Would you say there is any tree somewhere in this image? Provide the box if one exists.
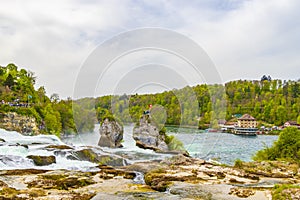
[253,127,300,162]
[43,104,62,137]
[4,74,14,88]
[50,93,60,103]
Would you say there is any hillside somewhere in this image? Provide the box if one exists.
[94,77,300,129]
[0,63,94,136]
[0,63,299,136]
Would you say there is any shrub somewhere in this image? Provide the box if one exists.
[253,127,300,163]
[234,159,244,168]
[165,134,185,151]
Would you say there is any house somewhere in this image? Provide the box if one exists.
[284,121,300,129]
[218,119,227,127]
[233,114,258,136]
[237,114,257,128]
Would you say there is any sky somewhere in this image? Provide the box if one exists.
[0,0,299,99]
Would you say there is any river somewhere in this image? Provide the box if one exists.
[0,124,278,171]
[64,124,278,165]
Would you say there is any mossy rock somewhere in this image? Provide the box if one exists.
[27,155,56,166]
[97,168,136,180]
[0,169,49,176]
[235,161,298,178]
[144,168,178,192]
[0,180,8,187]
[28,171,95,190]
[70,148,127,166]
[0,187,20,199]
[45,145,74,150]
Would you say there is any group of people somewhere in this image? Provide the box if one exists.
[1,99,30,107]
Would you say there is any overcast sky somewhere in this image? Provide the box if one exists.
[0,0,299,98]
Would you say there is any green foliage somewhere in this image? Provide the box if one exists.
[53,100,76,135]
[253,127,300,163]
[234,159,244,168]
[4,74,14,88]
[0,63,298,139]
[72,100,96,133]
[165,134,185,151]
[272,184,300,200]
[93,79,299,129]
[43,104,62,137]
[0,64,96,136]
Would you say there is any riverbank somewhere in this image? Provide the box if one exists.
[0,154,299,199]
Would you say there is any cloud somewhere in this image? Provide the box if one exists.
[0,0,299,98]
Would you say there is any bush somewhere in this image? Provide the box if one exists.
[253,127,300,163]
[165,134,185,151]
[272,184,300,200]
[234,159,244,168]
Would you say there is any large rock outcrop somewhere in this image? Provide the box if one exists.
[67,148,128,167]
[0,112,39,135]
[133,115,168,152]
[27,155,56,166]
[98,118,123,148]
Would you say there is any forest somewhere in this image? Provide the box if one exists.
[0,63,299,137]
[94,77,300,129]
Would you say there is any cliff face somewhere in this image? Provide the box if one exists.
[0,112,40,135]
[133,114,169,152]
[98,118,124,148]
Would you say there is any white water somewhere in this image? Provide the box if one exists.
[0,129,97,171]
[0,124,278,171]
[63,124,173,164]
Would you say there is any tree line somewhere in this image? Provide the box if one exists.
[95,77,299,129]
[0,63,299,137]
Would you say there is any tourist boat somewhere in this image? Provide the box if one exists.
[233,127,258,136]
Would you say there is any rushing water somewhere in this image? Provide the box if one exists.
[64,124,278,165]
[0,129,98,171]
[0,124,278,171]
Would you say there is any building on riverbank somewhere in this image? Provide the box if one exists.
[284,121,300,129]
[233,114,258,136]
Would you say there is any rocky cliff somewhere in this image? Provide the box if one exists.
[98,118,123,148]
[0,112,40,135]
[133,114,169,152]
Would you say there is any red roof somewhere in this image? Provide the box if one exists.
[285,121,299,126]
[238,114,255,120]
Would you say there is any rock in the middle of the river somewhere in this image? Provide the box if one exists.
[98,118,123,148]
[133,114,169,152]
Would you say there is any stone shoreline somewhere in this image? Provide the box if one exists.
[0,154,299,199]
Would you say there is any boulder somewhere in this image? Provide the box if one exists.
[98,118,123,148]
[27,155,56,166]
[67,148,127,167]
[133,114,168,152]
[45,145,74,150]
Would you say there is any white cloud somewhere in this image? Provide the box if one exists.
[0,0,299,98]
